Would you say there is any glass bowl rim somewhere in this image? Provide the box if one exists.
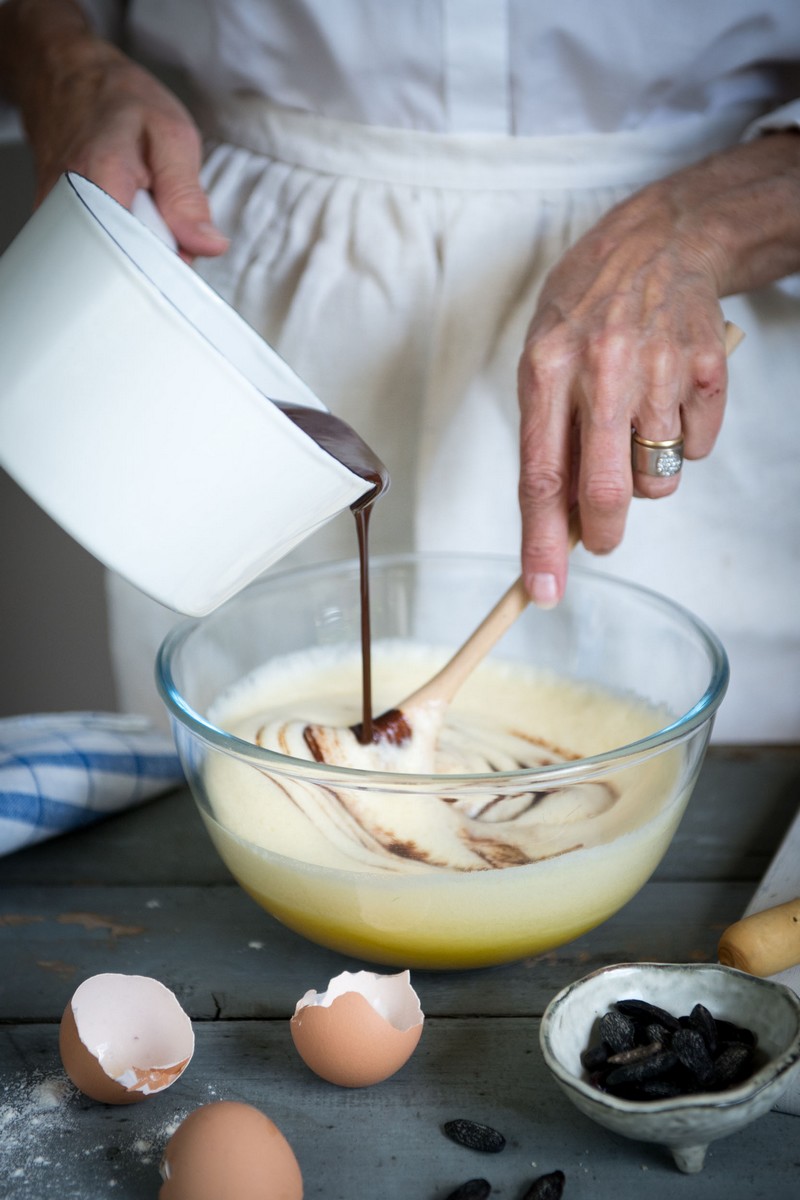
[155,553,729,791]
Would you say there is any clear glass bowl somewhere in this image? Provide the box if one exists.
[156,554,728,970]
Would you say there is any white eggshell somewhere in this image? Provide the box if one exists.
[290,969,424,1087]
[159,1101,303,1200]
[59,973,194,1104]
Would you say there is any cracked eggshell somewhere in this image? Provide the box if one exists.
[59,973,194,1104]
[290,969,424,1087]
[159,1101,303,1200]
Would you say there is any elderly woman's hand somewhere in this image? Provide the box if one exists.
[517,130,800,607]
[0,0,228,261]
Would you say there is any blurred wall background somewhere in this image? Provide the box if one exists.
[0,139,117,716]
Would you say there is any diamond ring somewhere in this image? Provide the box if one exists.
[631,432,684,478]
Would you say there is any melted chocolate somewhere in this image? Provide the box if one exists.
[352,706,412,747]
[275,402,389,744]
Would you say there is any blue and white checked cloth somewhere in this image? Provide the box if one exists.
[0,713,184,857]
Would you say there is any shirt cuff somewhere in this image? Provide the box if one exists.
[742,99,800,141]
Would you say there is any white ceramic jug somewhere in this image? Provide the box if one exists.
[0,174,373,615]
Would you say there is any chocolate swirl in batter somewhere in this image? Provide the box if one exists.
[255,714,618,872]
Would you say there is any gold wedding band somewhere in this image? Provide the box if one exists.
[631,431,685,478]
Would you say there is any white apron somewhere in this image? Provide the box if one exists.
[107,98,800,742]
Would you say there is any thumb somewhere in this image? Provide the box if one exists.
[147,131,229,259]
[152,178,229,260]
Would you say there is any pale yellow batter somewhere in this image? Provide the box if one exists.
[200,643,692,967]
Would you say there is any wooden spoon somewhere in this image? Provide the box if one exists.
[354,508,583,750]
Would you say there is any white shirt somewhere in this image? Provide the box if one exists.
[118,0,800,135]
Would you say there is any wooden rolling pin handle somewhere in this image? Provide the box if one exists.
[718,897,800,977]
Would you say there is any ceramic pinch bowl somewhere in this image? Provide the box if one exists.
[539,961,800,1174]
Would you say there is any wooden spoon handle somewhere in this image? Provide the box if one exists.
[724,319,745,355]
[404,510,582,712]
[403,579,529,713]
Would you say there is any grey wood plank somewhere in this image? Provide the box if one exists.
[2,746,798,888]
[0,789,230,887]
[0,881,753,1022]
[654,745,800,883]
[1,1019,797,1200]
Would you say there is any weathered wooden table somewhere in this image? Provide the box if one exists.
[1,746,798,1199]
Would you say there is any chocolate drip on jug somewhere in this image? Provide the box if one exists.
[275,402,390,745]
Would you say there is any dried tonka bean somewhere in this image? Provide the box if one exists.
[635,1078,685,1099]
[443,1119,506,1154]
[688,1003,718,1054]
[599,1009,636,1053]
[606,1041,664,1067]
[583,997,758,1101]
[580,1043,609,1071]
[715,1019,757,1048]
[605,1049,678,1088]
[614,998,681,1031]
[672,1027,715,1085]
[713,1042,754,1088]
[521,1169,566,1200]
[444,1179,492,1200]
[644,1022,670,1045]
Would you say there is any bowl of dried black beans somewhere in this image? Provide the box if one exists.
[539,961,800,1173]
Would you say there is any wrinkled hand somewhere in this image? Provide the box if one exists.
[517,189,728,606]
[517,132,800,607]
[12,20,227,261]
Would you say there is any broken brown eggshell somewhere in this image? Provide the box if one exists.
[290,968,424,1087]
[59,972,194,1104]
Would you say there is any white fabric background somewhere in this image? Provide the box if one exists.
[53,0,795,741]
